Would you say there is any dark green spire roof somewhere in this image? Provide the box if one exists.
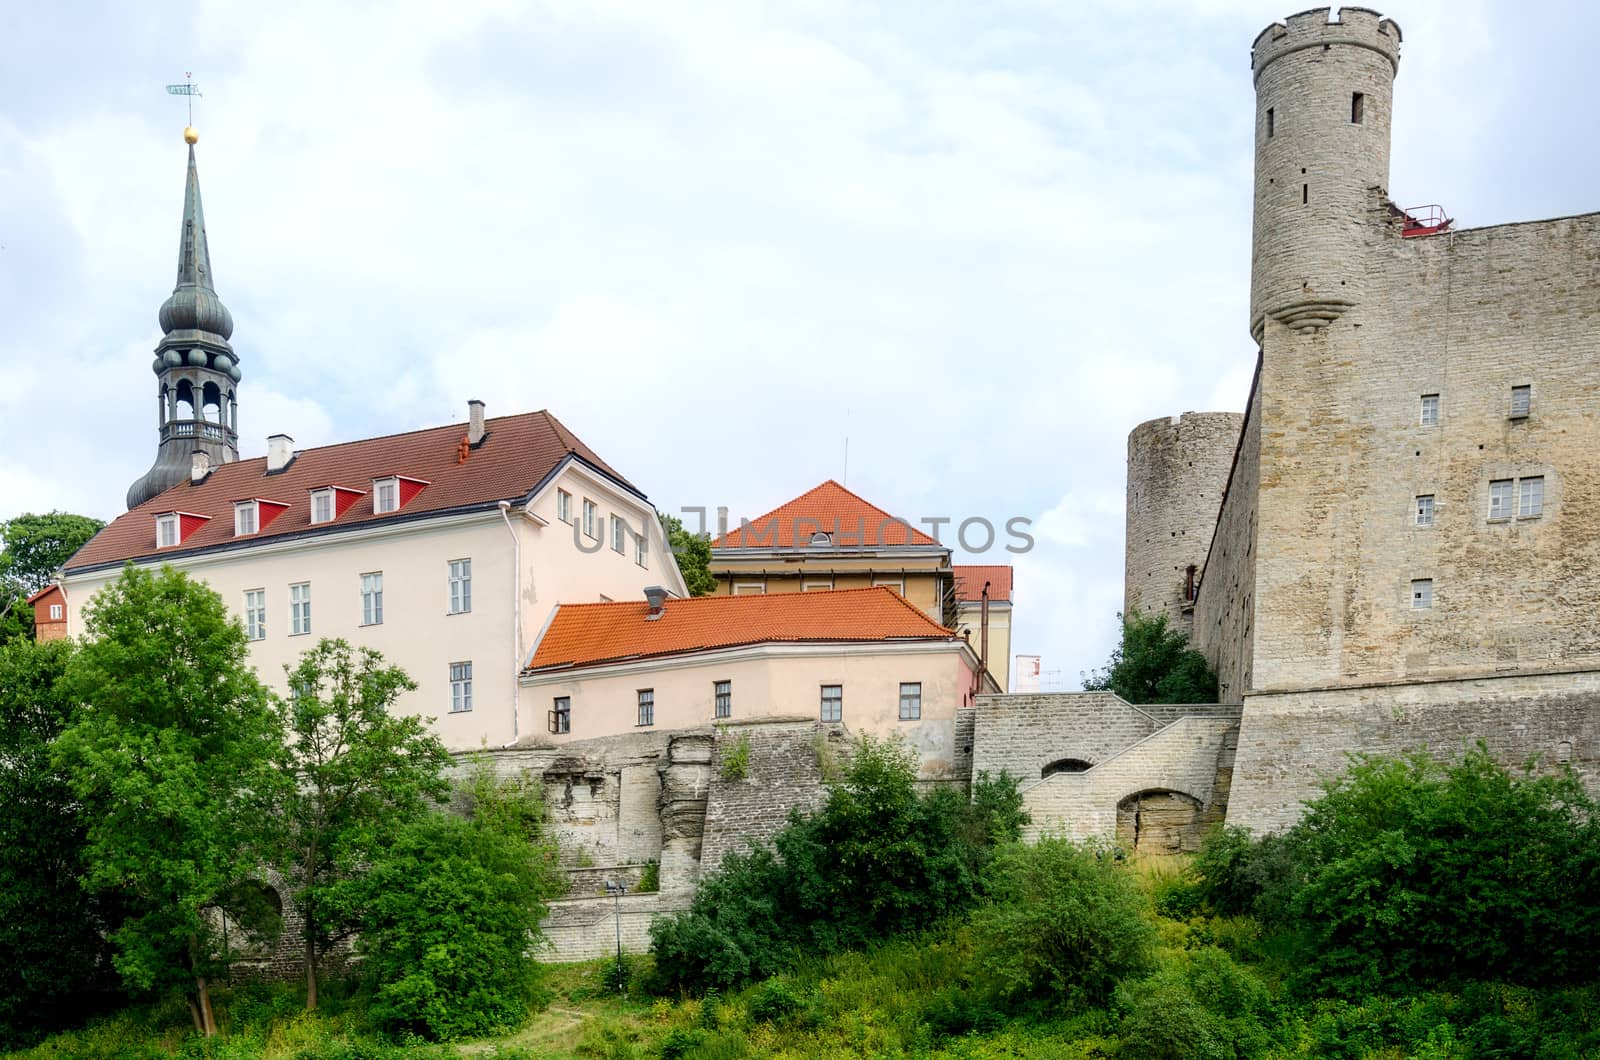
[157,144,234,341]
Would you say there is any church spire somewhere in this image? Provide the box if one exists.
[127,128,242,510]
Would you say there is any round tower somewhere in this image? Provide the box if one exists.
[127,129,242,510]
[1249,8,1401,342]
[1124,412,1244,637]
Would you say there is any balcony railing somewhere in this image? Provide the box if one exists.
[161,419,233,443]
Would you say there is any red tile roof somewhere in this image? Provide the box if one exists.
[68,410,636,572]
[953,565,1012,603]
[527,585,956,672]
[712,480,940,549]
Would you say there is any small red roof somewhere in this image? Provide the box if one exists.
[713,480,939,549]
[527,585,956,672]
[953,565,1012,604]
[25,584,63,606]
[69,410,635,572]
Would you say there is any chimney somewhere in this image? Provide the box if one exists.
[468,400,486,446]
[190,450,211,483]
[266,434,295,473]
[644,585,669,620]
[716,506,729,540]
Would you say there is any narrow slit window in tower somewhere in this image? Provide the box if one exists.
[1352,92,1365,124]
[1266,107,1274,137]
[1302,183,1309,205]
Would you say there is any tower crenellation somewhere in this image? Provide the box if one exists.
[1248,7,1401,342]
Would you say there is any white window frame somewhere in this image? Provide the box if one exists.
[448,558,472,614]
[373,477,400,515]
[1411,579,1433,610]
[49,603,63,621]
[557,489,573,524]
[802,579,834,592]
[290,582,312,636]
[820,684,843,723]
[636,530,648,568]
[1488,479,1514,522]
[582,499,598,539]
[234,500,259,537]
[733,583,765,596]
[360,572,384,626]
[449,661,473,713]
[156,513,180,548]
[244,589,266,641]
[1414,495,1435,528]
[1420,393,1440,427]
[899,682,922,721]
[873,578,905,595]
[611,515,625,553]
[310,488,334,525]
[714,680,731,719]
[1519,476,1544,518]
[1510,385,1531,419]
[637,688,655,727]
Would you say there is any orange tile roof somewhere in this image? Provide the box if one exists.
[953,565,1012,603]
[712,480,940,549]
[68,410,636,572]
[527,585,956,672]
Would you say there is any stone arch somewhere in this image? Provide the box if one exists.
[1041,757,1093,778]
[201,380,223,422]
[1115,788,1205,855]
[175,378,197,420]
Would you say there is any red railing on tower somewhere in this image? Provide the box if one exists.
[1400,204,1452,237]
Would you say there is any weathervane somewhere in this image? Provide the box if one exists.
[165,71,202,143]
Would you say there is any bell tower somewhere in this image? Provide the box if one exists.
[126,125,241,510]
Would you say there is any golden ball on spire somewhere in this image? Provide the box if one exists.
[184,125,199,145]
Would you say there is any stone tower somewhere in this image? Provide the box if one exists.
[1124,412,1243,637]
[126,130,241,510]
[1248,8,1400,343]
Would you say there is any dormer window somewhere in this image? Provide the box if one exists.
[157,513,180,548]
[374,478,399,514]
[311,489,334,525]
[810,531,833,546]
[235,501,259,536]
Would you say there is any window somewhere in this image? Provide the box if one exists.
[1519,476,1544,518]
[1411,579,1433,610]
[873,578,905,595]
[899,682,922,721]
[1420,394,1440,426]
[636,530,648,568]
[611,515,625,553]
[1351,92,1365,124]
[820,684,843,723]
[550,696,571,734]
[802,580,833,592]
[733,583,765,596]
[449,662,473,713]
[557,489,572,523]
[637,688,655,727]
[373,478,399,514]
[234,501,258,536]
[582,499,598,538]
[311,489,334,525]
[1266,106,1274,138]
[1415,495,1435,527]
[360,572,383,626]
[290,582,312,635]
[448,559,472,614]
[49,603,63,621]
[714,680,731,719]
[156,514,179,548]
[244,589,266,641]
[1489,479,1514,521]
[1510,385,1531,418]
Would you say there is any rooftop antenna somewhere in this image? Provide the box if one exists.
[166,72,202,141]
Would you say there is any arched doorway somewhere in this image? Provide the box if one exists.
[1115,789,1205,855]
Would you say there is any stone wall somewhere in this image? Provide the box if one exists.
[699,719,847,876]
[1124,412,1243,638]
[1194,365,1261,703]
[541,892,681,961]
[1228,669,1600,833]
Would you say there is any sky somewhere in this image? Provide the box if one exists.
[2,0,1596,688]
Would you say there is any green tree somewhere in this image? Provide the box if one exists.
[661,512,717,596]
[279,639,453,1011]
[0,639,119,1048]
[0,511,104,643]
[970,838,1154,1010]
[52,565,288,1036]
[353,765,561,1041]
[1082,611,1218,704]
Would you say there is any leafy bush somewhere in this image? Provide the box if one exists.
[1118,947,1282,1060]
[352,770,560,1040]
[746,978,804,1023]
[1281,748,1600,997]
[650,737,1017,993]
[1190,825,1302,923]
[1082,610,1217,704]
[636,859,660,894]
[718,734,751,781]
[969,839,1154,1009]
